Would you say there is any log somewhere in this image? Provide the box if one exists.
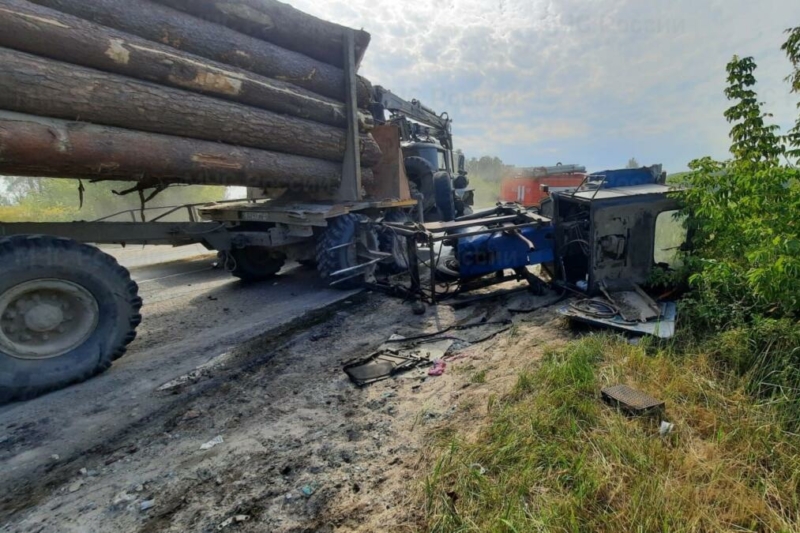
[153,0,370,68]
[26,0,373,105]
[0,0,358,129]
[0,48,383,166]
[0,111,365,190]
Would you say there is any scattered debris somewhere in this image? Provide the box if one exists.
[217,514,249,529]
[139,500,155,512]
[181,410,202,422]
[200,435,224,450]
[50,454,60,461]
[344,350,427,386]
[428,359,446,376]
[112,491,136,506]
[470,463,486,475]
[79,468,88,476]
[559,301,677,339]
[659,421,675,436]
[601,384,665,415]
[68,480,83,493]
[300,485,315,497]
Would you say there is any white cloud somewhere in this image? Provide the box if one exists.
[295,0,800,171]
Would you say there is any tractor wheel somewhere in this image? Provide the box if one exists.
[316,214,380,290]
[433,171,456,222]
[379,209,413,274]
[0,236,142,402]
[228,246,285,281]
[403,156,436,213]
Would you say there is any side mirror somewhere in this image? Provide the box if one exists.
[457,153,466,173]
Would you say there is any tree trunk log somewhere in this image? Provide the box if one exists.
[26,0,373,105]
[0,0,362,130]
[0,111,367,189]
[0,48,382,166]
[153,0,371,68]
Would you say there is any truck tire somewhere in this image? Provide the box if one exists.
[316,214,379,290]
[228,246,285,281]
[379,209,412,273]
[403,156,436,213]
[0,236,142,402]
[433,171,456,222]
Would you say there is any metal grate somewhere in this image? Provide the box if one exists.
[601,384,664,414]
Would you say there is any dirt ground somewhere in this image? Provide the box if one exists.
[0,287,571,533]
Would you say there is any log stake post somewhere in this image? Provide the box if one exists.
[337,30,362,202]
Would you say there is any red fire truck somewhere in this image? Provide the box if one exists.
[500,163,586,207]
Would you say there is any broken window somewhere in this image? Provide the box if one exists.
[653,209,687,268]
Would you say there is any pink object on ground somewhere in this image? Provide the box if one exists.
[428,359,446,376]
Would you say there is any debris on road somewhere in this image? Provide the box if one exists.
[218,515,250,529]
[139,500,155,512]
[200,435,224,450]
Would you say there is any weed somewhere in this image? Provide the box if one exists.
[423,335,800,532]
[470,370,487,384]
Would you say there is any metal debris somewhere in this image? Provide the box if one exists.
[200,435,224,450]
[601,384,664,415]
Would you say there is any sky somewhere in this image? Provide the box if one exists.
[292,0,800,173]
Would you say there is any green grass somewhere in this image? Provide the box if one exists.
[423,335,800,533]
[470,370,488,384]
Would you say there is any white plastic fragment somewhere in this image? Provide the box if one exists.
[200,435,224,450]
[659,420,675,436]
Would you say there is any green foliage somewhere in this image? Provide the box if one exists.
[783,27,800,163]
[682,50,800,324]
[722,56,783,164]
[677,30,800,432]
[0,177,226,222]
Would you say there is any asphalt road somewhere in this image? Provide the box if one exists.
[0,246,358,488]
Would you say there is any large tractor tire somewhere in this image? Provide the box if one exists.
[403,156,436,213]
[433,171,456,222]
[0,236,142,402]
[316,214,380,290]
[379,209,413,274]
[227,246,285,281]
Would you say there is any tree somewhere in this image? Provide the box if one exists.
[626,158,640,169]
[0,176,226,222]
[683,48,800,322]
[782,27,800,163]
[723,56,784,165]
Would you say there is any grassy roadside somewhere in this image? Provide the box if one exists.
[422,334,800,532]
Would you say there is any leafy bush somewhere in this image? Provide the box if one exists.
[682,35,800,324]
[677,29,800,423]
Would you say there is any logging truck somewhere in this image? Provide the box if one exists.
[0,0,470,401]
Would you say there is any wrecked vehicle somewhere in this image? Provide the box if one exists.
[382,165,684,337]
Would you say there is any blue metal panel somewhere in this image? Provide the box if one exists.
[587,167,660,188]
[456,225,555,277]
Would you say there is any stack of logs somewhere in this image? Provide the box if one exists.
[0,0,381,191]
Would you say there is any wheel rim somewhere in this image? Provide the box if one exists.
[0,279,100,360]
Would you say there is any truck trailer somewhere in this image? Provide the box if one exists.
[0,0,470,401]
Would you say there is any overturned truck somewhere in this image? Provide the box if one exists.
[0,0,469,401]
